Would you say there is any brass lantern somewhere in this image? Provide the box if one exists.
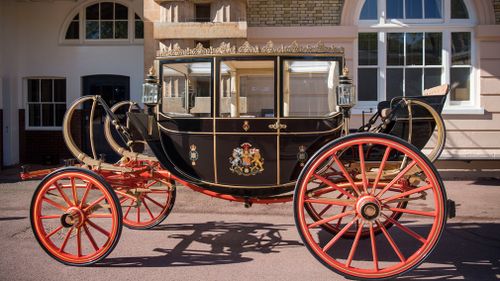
[142,66,160,106]
[336,66,357,109]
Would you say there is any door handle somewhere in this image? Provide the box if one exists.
[268,121,287,130]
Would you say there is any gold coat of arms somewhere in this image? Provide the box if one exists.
[229,142,264,176]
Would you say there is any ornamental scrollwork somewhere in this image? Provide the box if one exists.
[157,40,344,57]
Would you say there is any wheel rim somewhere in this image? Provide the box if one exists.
[32,171,120,264]
[118,179,174,228]
[295,135,446,279]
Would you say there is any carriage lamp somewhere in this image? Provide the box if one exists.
[337,66,356,135]
[142,66,160,136]
[336,66,357,109]
[142,66,160,107]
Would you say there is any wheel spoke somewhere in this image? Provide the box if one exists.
[42,197,67,212]
[369,222,379,271]
[142,199,155,220]
[358,144,369,194]
[387,207,436,217]
[382,184,432,203]
[79,182,92,208]
[40,215,61,220]
[137,203,141,223]
[144,195,166,209]
[83,224,99,251]
[376,160,417,198]
[124,204,133,219]
[332,154,361,196]
[372,147,391,195]
[318,204,333,217]
[336,206,348,227]
[346,221,365,267]
[382,214,426,244]
[87,219,110,237]
[143,180,159,189]
[87,213,113,219]
[83,195,106,212]
[377,220,406,262]
[313,174,356,199]
[323,219,357,252]
[305,198,354,207]
[54,182,73,207]
[76,227,82,257]
[46,225,63,239]
[71,177,78,206]
[59,227,73,253]
[308,210,355,229]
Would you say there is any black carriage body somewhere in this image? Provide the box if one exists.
[130,53,345,196]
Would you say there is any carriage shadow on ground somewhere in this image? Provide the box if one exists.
[98,221,500,280]
[98,221,303,268]
[316,221,500,280]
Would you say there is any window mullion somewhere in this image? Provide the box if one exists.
[443,31,451,106]
[379,0,386,23]
[379,32,386,101]
[422,32,425,93]
[403,32,406,96]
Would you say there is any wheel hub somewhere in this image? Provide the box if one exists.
[356,196,381,221]
[60,207,85,228]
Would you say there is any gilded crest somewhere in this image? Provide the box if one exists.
[189,144,199,166]
[297,145,308,167]
[229,143,264,176]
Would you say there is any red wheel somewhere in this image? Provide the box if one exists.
[116,178,176,230]
[30,168,122,266]
[294,133,447,279]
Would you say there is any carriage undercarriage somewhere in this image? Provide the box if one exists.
[23,43,454,280]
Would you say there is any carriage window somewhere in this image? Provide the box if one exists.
[219,60,275,117]
[161,62,212,117]
[283,60,339,117]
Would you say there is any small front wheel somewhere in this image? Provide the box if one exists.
[294,133,447,280]
[30,168,122,266]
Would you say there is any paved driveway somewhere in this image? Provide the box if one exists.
[1,171,499,280]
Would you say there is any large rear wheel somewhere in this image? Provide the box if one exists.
[294,133,447,280]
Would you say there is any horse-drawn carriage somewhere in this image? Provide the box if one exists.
[24,42,453,279]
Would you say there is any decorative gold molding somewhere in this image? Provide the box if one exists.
[157,41,344,58]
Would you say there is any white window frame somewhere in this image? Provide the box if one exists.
[25,77,67,131]
[59,0,144,45]
[355,0,482,114]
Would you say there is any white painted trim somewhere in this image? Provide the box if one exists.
[59,0,144,45]
[442,107,484,115]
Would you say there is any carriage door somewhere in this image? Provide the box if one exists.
[279,58,343,184]
[215,57,279,186]
[158,59,215,183]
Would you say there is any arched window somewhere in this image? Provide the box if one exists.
[357,0,477,112]
[62,1,144,43]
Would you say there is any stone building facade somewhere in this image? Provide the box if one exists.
[247,0,343,26]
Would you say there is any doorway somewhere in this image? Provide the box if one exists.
[81,75,130,163]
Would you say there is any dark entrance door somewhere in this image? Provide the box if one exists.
[82,75,130,163]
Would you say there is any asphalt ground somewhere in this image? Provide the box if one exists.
[0,169,499,281]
